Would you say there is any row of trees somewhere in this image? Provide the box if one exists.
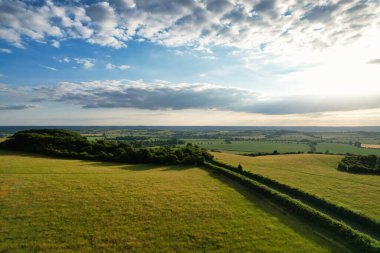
[337,154,380,174]
[0,129,212,165]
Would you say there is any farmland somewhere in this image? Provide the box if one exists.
[0,150,352,252]
[212,152,380,221]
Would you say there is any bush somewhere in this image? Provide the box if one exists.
[337,155,380,174]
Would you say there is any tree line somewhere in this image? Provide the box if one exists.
[0,129,212,165]
[338,155,380,174]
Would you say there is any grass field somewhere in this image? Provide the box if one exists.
[186,139,309,154]
[0,151,351,252]
[212,152,380,221]
[316,142,380,155]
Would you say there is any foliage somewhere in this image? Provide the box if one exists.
[0,129,212,166]
[338,155,380,174]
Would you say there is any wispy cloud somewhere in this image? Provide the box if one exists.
[73,58,95,70]
[0,48,11,53]
[367,59,380,65]
[39,65,57,71]
[0,104,36,110]
[106,63,130,70]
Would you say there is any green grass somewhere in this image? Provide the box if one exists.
[0,151,351,252]
[186,139,309,154]
[212,152,380,222]
[316,142,380,155]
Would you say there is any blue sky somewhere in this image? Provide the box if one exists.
[0,0,379,125]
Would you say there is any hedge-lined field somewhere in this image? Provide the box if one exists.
[212,152,380,221]
[204,162,380,252]
[0,151,350,252]
[316,143,380,155]
[185,139,309,154]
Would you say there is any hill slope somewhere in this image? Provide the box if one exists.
[0,151,349,252]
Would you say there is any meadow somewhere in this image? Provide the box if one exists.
[316,142,380,155]
[212,152,380,221]
[0,150,351,252]
[186,139,309,154]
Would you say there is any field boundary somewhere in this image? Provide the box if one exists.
[203,162,380,253]
[207,159,380,239]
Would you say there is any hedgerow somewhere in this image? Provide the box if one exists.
[208,159,380,235]
[203,162,380,253]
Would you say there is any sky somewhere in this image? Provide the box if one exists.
[0,0,379,126]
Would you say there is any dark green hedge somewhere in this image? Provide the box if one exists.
[0,129,212,166]
[209,159,380,235]
[204,162,380,253]
[338,155,380,174]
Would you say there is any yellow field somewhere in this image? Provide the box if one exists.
[361,144,380,149]
[212,152,380,221]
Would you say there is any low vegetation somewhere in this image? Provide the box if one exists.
[0,151,351,252]
[0,129,211,165]
[338,155,380,174]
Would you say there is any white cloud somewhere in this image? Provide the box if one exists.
[0,0,378,55]
[73,58,95,69]
[51,40,60,48]
[0,48,11,53]
[106,63,130,70]
[39,64,57,71]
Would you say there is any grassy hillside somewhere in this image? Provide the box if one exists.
[0,151,350,252]
[212,153,380,221]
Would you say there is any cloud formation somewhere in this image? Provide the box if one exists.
[368,59,380,65]
[10,79,379,115]
[0,48,11,53]
[0,0,378,53]
[0,104,36,110]
[106,63,130,70]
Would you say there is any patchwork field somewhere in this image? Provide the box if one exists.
[361,144,380,149]
[316,143,380,155]
[212,152,380,221]
[186,139,309,154]
[0,151,351,252]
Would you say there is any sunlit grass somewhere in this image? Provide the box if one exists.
[212,152,380,221]
[187,139,309,154]
[0,151,349,252]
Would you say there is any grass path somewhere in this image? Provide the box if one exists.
[0,150,350,252]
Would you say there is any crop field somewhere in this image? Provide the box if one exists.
[0,150,351,253]
[186,139,309,154]
[212,152,380,221]
[362,144,380,149]
[316,142,380,155]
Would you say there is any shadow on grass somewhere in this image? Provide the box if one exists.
[0,149,196,172]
